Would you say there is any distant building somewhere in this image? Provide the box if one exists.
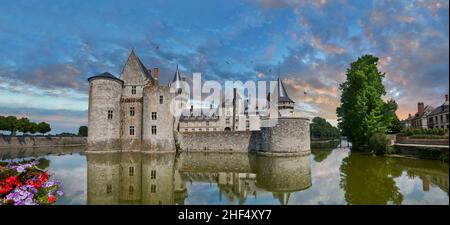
[410,102,434,129]
[178,78,295,133]
[401,114,414,128]
[427,95,449,129]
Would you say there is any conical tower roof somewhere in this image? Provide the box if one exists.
[277,78,294,103]
[120,48,153,83]
[169,64,182,86]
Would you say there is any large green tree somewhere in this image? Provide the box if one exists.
[336,55,396,149]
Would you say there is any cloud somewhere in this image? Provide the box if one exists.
[0,0,448,128]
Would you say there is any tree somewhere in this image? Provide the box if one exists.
[78,126,88,137]
[29,122,37,134]
[0,116,6,132]
[388,115,403,134]
[15,117,31,134]
[310,117,340,140]
[336,55,390,150]
[36,122,51,134]
[3,116,18,135]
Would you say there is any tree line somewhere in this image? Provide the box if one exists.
[0,116,51,135]
[310,117,340,140]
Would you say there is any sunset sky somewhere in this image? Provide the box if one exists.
[0,0,449,133]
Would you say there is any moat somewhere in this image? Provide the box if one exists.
[1,141,448,205]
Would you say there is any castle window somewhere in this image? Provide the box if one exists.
[151,170,156,179]
[107,110,113,120]
[159,95,164,104]
[440,115,443,123]
[129,185,134,195]
[246,120,250,130]
[131,86,136,95]
[152,112,157,120]
[206,121,209,126]
[225,118,230,124]
[129,166,135,176]
[151,126,157,135]
[151,184,156,193]
[129,126,135,136]
[106,184,112,194]
[130,107,135,117]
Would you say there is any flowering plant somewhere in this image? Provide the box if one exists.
[0,159,63,205]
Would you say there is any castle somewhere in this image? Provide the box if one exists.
[87,49,310,155]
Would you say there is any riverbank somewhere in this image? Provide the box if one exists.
[0,136,87,148]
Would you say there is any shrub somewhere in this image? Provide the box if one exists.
[417,148,449,162]
[386,145,397,154]
[369,133,388,155]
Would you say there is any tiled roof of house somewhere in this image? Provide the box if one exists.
[428,103,449,116]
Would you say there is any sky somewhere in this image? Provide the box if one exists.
[0,0,449,133]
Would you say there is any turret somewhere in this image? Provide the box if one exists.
[87,72,123,149]
[274,78,295,117]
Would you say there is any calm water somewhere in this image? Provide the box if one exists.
[1,142,448,205]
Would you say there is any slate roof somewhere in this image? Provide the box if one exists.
[87,72,123,84]
[428,102,449,116]
[179,107,220,121]
[169,64,183,88]
[276,78,294,103]
[127,49,153,80]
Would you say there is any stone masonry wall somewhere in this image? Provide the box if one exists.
[178,131,258,152]
[0,136,86,148]
[260,118,310,154]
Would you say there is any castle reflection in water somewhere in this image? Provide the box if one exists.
[87,151,311,205]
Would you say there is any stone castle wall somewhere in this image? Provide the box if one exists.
[178,131,259,152]
[142,85,176,152]
[177,117,310,155]
[260,118,310,155]
[0,136,86,149]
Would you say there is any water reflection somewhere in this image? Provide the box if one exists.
[86,152,312,205]
[3,144,447,204]
[340,152,449,205]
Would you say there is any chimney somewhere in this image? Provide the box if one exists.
[445,94,448,102]
[154,67,159,85]
[418,102,424,114]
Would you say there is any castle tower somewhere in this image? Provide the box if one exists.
[142,66,177,152]
[274,78,295,117]
[119,49,154,149]
[87,72,123,149]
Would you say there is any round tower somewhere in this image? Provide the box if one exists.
[87,72,123,149]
